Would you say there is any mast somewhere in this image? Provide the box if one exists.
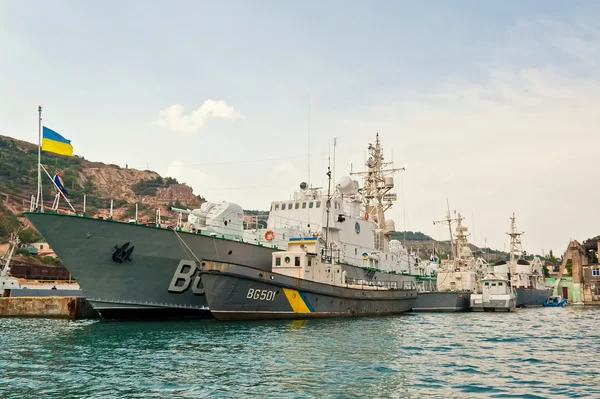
[325,166,332,261]
[0,234,20,279]
[434,201,457,261]
[36,106,43,211]
[507,213,524,262]
[350,133,404,230]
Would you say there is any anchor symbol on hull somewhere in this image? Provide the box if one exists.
[112,242,134,263]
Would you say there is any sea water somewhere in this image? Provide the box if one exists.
[1,308,598,398]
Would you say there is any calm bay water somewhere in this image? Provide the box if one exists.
[1,308,599,399]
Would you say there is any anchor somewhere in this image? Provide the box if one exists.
[112,242,134,263]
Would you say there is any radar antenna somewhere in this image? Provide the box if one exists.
[350,133,404,230]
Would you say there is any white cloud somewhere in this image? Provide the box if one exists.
[269,161,294,178]
[155,100,241,135]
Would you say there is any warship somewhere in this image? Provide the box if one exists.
[412,210,489,312]
[25,134,418,318]
[202,236,417,320]
[490,213,551,307]
[25,202,277,318]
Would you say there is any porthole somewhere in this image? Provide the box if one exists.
[284,256,291,264]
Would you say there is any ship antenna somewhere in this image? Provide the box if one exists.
[307,92,311,188]
[325,162,332,263]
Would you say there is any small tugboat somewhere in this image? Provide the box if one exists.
[543,295,567,307]
[470,274,516,312]
[201,236,417,320]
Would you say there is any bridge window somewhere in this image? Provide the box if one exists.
[274,204,279,211]
[309,202,314,208]
[282,204,286,210]
[484,282,489,286]
[308,258,312,266]
[295,203,299,209]
[275,257,281,266]
[593,268,600,276]
[491,283,497,286]
[316,201,321,208]
[498,282,503,286]
[295,256,301,266]
[302,202,307,209]
[289,203,293,210]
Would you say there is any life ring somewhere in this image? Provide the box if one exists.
[264,230,275,241]
[364,212,369,221]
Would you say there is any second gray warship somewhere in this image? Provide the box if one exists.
[412,210,489,312]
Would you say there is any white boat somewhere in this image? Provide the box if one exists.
[470,274,517,312]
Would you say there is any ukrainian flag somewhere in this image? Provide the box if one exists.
[41,126,73,156]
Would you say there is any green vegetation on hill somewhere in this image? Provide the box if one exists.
[0,136,84,195]
[0,202,20,243]
[132,176,179,196]
[390,231,432,241]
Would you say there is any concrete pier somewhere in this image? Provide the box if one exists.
[0,296,99,319]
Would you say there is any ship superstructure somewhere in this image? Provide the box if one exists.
[412,208,489,312]
[243,134,420,274]
[492,213,550,307]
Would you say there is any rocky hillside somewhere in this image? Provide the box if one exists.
[0,134,204,242]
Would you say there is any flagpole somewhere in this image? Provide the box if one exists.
[37,105,43,212]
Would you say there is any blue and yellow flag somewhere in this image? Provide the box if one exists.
[53,173,68,196]
[42,126,73,156]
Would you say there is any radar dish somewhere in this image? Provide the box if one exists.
[300,182,308,190]
[336,176,354,194]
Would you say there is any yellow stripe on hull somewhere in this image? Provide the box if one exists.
[282,288,311,313]
[41,138,73,156]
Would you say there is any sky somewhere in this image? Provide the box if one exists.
[1,0,599,255]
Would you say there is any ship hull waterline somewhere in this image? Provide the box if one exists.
[515,288,553,308]
[411,291,471,312]
[201,261,418,321]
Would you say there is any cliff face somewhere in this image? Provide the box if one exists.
[0,134,203,240]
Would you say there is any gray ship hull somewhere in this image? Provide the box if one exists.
[24,212,278,319]
[201,261,417,320]
[412,291,471,312]
[515,288,552,307]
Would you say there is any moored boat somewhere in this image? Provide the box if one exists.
[543,295,567,307]
[202,237,417,320]
[470,275,516,312]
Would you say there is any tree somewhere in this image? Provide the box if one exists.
[18,227,42,244]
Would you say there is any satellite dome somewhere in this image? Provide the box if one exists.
[336,176,355,194]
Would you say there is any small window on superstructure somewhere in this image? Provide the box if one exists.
[302,202,307,209]
[484,282,489,286]
[491,283,497,286]
[282,204,286,210]
[295,203,299,209]
[355,248,357,255]
[309,202,314,208]
[308,258,312,266]
[498,282,503,286]
[275,257,281,266]
[275,204,279,211]
[295,256,301,266]
[316,201,321,208]
[289,203,293,210]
